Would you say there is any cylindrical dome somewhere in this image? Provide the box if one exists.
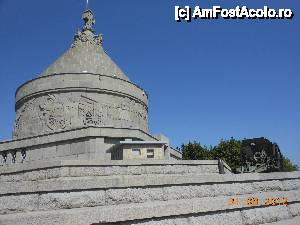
[13,9,148,139]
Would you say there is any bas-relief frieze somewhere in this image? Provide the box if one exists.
[78,96,104,126]
[13,93,148,139]
[39,94,70,131]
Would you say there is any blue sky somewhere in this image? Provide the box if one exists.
[0,0,299,166]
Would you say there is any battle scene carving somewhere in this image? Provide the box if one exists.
[13,93,148,139]
[13,98,35,138]
[78,96,104,126]
[39,94,70,131]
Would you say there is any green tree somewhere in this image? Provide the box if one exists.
[211,138,242,172]
[181,142,212,160]
[181,138,298,173]
[282,156,299,172]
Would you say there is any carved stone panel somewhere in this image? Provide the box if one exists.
[39,94,70,131]
[13,92,148,139]
[78,96,104,126]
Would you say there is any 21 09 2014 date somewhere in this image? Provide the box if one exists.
[227,196,288,207]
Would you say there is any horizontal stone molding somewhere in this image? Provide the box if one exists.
[0,177,299,215]
[15,73,148,106]
[0,127,156,152]
[0,161,221,182]
[0,169,299,195]
[0,159,219,175]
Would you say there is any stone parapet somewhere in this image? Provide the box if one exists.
[0,159,223,178]
[0,127,165,164]
[0,167,299,225]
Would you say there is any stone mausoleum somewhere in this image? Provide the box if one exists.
[1,9,181,163]
[0,8,299,225]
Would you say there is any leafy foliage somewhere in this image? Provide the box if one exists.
[282,156,299,172]
[181,141,213,160]
[180,138,298,173]
[211,138,242,172]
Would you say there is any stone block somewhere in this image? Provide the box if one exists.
[45,167,68,180]
[190,211,243,225]
[69,166,105,177]
[106,187,164,204]
[251,180,284,192]
[42,145,57,160]
[126,166,143,175]
[263,217,300,225]
[77,153,90,160]
[282,179,300,191]
[26,148,44,162]
[132,218,190,225]
[39,190,105,210]
[71,140,87,155]
[163,165,188,174]
[22,169,48,181]
[288,203,300,217]
[0,194,39,214]
[241,206,290,225]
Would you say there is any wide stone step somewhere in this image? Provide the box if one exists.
[0,160,230,182]
[262,217,300,225]
[0,172,299,215]
[0,193,299,225]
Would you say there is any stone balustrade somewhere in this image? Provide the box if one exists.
[0,149,26,165]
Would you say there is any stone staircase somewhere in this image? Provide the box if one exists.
[0,160,299,225]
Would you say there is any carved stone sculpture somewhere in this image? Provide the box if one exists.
[39,94,69,131]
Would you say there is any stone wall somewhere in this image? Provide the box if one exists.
[122,144,165,160]
[0,160,298,225]
[14,74,148,139]
[0,127,169,164]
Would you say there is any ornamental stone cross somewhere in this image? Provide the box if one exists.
[82,9,95,31]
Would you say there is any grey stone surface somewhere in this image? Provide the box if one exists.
[241,206,290,225]
[141,211,244,225]
[39,191,106,210]
[0,161,299,224]
[0,159,220,176]
[0,127,155,152]
[0,162,299,217]
[262,217,300,225]
[14,88,148,139]
[0,194,39,215]
[0,126,183,163]
[288,203,300,217]
[0,192,299,225]
[2,161,299,179]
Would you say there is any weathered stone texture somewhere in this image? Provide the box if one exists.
[0,163,299,225]
[0,160,223,182]
[14,91,148,139]
[39,191,106,210]
[241,206,290,225]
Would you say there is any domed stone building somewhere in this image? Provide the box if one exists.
[0,9,181,162]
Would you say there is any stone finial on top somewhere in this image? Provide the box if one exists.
[72,9,103,48]
[82,9,95,32]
